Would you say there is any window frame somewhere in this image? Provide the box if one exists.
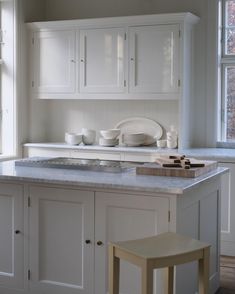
[0,0,18,159]
[219,0,235,143]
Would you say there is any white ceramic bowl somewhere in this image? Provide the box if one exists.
[65,132,83,145]
[123,132,145,140]
[82,128,96,145]
[99,137,119,147]
[123,133,145,146]
[156,139,166,148]
[100,129,121,140]
[167,139,177,149]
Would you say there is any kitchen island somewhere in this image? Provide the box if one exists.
[0,160,227,294]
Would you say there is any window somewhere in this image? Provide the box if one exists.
[0,0,17,157]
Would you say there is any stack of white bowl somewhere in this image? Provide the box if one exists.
[99,129,120,146]
[123,133,146,146]
[166,126,178,149]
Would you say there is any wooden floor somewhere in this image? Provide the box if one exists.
[216,256,235,294]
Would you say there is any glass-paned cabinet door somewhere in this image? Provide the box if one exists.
[33,30,76,94]
[80,27,126,93]
[129,24,180,93]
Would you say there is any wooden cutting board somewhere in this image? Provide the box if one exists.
[136,160,218,178]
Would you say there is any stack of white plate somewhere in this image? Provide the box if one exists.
[123,133,146,146]
[99,129,120,147]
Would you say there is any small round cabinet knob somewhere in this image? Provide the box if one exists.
[15,230,20,234]
[97,241,103,246]
[85,240,91,244]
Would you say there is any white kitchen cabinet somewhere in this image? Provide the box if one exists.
[94,191,169,294]
[28,186,94,294]
[28,13,198,104]
[219,162,235,256]
[80,27,126,93]
[129,24,180,95]
[0,172,221,294]
[32,30,76,97]
[0,183,24,290]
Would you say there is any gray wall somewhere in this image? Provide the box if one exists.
[25,0,214,146]
[23,0,46,22]
[44,0,201,20]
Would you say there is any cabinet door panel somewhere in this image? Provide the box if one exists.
[129,25,179,93]
[95,192,169,294]
[33,30,76,94]
[29,186,94,294]
[0,183,24,289]
[219,163,235,256]
[80,28,125,93]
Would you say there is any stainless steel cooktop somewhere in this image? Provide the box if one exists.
[15,157,142,173]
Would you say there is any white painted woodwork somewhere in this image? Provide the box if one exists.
[219,162,235,256]
[24,147,71,158]
[80,27,125,93]
[176,181,220,294]
[94,192,169,294]
[0,183,24,289]
[0,173,221,294]
[129,25,180,94]
[33,30,76,94]
[29,186,94,294]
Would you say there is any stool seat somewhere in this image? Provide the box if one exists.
[109,232,210,294]
[110,232,210,260]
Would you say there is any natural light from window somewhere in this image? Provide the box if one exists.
[0,0,16,158]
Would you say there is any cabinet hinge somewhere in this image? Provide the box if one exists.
[178,79,181,87]
[124,33,127,40]
[179,30,181,38]
[28,196,31,207]
[124,80,126,87]
[168,211,171,222]
[32,81,34,88]
[28,270,31,280]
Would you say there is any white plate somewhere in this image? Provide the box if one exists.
[115,117,163,146]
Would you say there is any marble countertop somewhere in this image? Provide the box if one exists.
[24,143,235,162]
[0,160,228,195]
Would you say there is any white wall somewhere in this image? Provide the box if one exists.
[26,0,214,147]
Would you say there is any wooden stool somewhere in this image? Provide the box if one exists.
[109,232,210,294]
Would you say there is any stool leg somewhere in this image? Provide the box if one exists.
[109,245,120,294]
[198,247,210,294]
[168,266,174,294]
[142,261,153,294]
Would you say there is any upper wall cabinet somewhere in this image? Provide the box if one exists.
[32,30,76,96]
[80,27,126,93]
[129,25,179,94]
[27,13,199,100]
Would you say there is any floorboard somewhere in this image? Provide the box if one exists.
[217,256,235,294]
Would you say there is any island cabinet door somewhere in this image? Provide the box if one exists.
[94,192,169,294]
[28,186,94,294]
[0,183,24,290]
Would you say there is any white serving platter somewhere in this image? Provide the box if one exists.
[115,117,163,146]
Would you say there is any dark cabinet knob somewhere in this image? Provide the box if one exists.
[15,230,20,234]
[85,240,91,244]
[97,241,103,246]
